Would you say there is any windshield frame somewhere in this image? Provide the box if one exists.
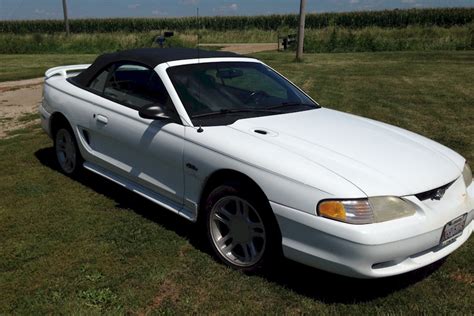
[161,58,320,127]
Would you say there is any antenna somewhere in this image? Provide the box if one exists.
[196,7,203,133]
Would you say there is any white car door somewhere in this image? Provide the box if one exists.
[84,63,185,206]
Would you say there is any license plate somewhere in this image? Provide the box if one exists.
[440,214,467,246]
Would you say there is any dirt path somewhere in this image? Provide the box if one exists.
[200,43,278,54]
[0,78,43,138]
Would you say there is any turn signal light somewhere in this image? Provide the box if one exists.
[318,201,347,222]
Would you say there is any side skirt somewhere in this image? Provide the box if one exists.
[83,162,196,221]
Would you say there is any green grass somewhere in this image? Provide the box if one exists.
[0,54,96,82]
[302,24,474,53]
[17,112,40,123]
[1,24,473,55]
[0,51,473,314]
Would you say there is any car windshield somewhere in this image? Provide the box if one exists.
[167,62,319,126]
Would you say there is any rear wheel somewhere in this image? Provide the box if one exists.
[54,126,82,175]
[205,182,280,272]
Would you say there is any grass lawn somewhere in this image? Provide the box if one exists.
[0,54,96,82]
[0,51,473,314]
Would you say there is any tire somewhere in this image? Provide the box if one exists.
[204,181,281,273]
[53,125,83,176]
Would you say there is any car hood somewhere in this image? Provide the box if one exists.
[227,108,464,197]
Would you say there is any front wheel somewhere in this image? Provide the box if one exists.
[205,183,280,272]
[54,127,82,175]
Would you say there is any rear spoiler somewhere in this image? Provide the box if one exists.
[45,64,91,79]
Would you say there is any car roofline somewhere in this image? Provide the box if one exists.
[163,57,262,68]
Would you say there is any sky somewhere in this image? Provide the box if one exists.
[0,0,473,20]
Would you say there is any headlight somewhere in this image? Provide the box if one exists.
[462,162,472,187]
[317,196,419,224]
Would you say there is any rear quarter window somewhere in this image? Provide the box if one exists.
[88,68,110,93]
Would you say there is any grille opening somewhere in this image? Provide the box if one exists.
[415,180,455,201]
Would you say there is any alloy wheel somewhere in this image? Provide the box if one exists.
[209,196,267,267]
[55,128,77,174]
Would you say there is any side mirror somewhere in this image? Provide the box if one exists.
[138,104,172,120]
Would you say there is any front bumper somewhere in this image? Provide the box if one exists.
[272,177,474,278]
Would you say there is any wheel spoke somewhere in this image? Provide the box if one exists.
[216,234,231,248]
[219,206,234,220]
[221,240,237,254]
[235,199,243,215]
[213,213,230,226]
[251,229,265,239]
[68,149,75,161]
[235,199,249,218]
[249,221,265,236]
[248,241,257,258]
[249,221,264,229]
[241,203,250,219]
[242,243,251,261]
[57,140,66,151]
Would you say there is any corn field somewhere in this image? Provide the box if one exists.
[1,8,473,33]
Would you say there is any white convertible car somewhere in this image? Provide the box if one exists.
[40,48,473,278]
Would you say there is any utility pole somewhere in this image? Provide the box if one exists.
[62,0,70,36]
[296,0,306,61]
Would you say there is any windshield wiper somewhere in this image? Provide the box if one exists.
[265,102,319,110]
[192,108,283,118]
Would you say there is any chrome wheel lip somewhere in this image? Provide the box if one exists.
[55,129,76,174]
[209,195,266,267]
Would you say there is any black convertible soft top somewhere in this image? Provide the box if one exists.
[72,48,241,87]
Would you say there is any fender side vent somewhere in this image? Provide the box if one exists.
[82,130,90,145]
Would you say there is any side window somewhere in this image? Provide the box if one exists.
[102,64,173,111]
[88,67,110,93]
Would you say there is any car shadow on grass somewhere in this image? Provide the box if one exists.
[260,257,445,303]
[35,147,445,304]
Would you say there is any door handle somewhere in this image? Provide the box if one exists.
[95,114,108,125]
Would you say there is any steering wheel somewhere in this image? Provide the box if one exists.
[244,90,269,104]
